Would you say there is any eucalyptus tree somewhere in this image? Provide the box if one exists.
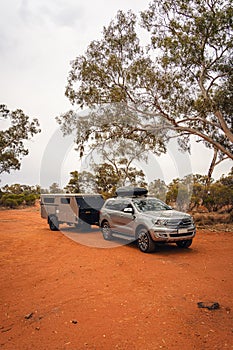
[0,104,40,174]
[64,170,96,193]
[57,0,232,162]
[94,160,147,198]
[92,138,148,186]
[57,10,168,158]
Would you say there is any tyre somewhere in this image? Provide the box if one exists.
[137,228,156,253]
[49,216,59,231]
[101,221,112,241]
[176,239,192,248]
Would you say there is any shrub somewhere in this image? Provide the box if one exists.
[193,213,232,226]
[3,198,19,209]
[24,194,37,206]
[0,193,24,208]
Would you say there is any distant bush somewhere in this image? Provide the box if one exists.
[3,198,19,209]
[0,193,25,208]
[193,213,232,227]
[165,170,233,213]
[0,189,39,208]
[24,194,37,206]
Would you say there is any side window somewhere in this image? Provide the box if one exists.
[105,200,123,211]
[120,201,132,211]
[106,200,131,211]
[60,197,71,204]
[105,200,113,209]
[43,197,55,204]
[114,202,125,211]
[105,200,117,210]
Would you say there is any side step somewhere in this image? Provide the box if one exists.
[112,232,136,242]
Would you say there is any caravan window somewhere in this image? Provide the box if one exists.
[61,197,71,204]
[43,197,55,204]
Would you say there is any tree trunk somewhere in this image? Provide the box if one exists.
[205,148,218,192]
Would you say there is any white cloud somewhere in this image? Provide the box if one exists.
[18,0,85,28]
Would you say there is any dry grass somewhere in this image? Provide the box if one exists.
[193,212,233,231]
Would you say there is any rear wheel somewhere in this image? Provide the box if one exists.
[176,239,192,248]
[101,221,112,240]
[137,228,156,253]
[49,216,59,231]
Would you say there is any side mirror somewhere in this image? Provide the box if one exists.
[123,207,134,214]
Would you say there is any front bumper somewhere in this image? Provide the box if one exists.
[150,226,196,242]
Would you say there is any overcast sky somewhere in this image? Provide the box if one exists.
[0,0,232,189]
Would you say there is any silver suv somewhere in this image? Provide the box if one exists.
[99,188,196,253]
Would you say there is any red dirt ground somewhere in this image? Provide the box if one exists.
[0,207,233,350]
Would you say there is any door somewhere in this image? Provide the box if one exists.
[58,197,76,224]
[112,200,135,236]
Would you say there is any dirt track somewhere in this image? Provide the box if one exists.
[0,207,233,350]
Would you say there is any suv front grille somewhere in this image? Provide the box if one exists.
[167,218,192,228]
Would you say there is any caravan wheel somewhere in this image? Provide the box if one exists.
[49,216,59,231]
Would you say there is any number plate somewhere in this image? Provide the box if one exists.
[178,229,188,234]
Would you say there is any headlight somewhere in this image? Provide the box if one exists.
[152,218,168,226]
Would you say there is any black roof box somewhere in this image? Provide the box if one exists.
[116,187,148,197]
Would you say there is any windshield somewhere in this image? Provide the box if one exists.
[132,198,172,212]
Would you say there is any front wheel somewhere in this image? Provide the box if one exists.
[49,216,59,231]
[137,228,156,253]
[176,239,193,248]
[101,221,112,240]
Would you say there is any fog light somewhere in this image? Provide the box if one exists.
[158,233,167,238]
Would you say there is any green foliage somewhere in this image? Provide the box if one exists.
[0,104,41,174]
[1,183,40,195]
[65,10,142,107]
[219,167,233,188]
[24,194,38,206]
[64,171,80,193]
[166,176,195,210]
[94,157,147,198]
[0,184,40,208]
[94,139,149,184]
[0,193,37,208]
[141,0,233,157]
[57,10,168,157]
[49,183,64,194]
[40,188,49,194]
[0,169,232,211]
[0,193,24,208]
[94,163,120,199]
[166,175,209,211]
[166,178,179,204]
[166,177,193,211]
[80,139,148,198]
[58,0,233,161]
[78,171,97,193]
[164,170,233,212]
[148,179,167,201]
[64,170,96,193]
[203,170,233,211]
